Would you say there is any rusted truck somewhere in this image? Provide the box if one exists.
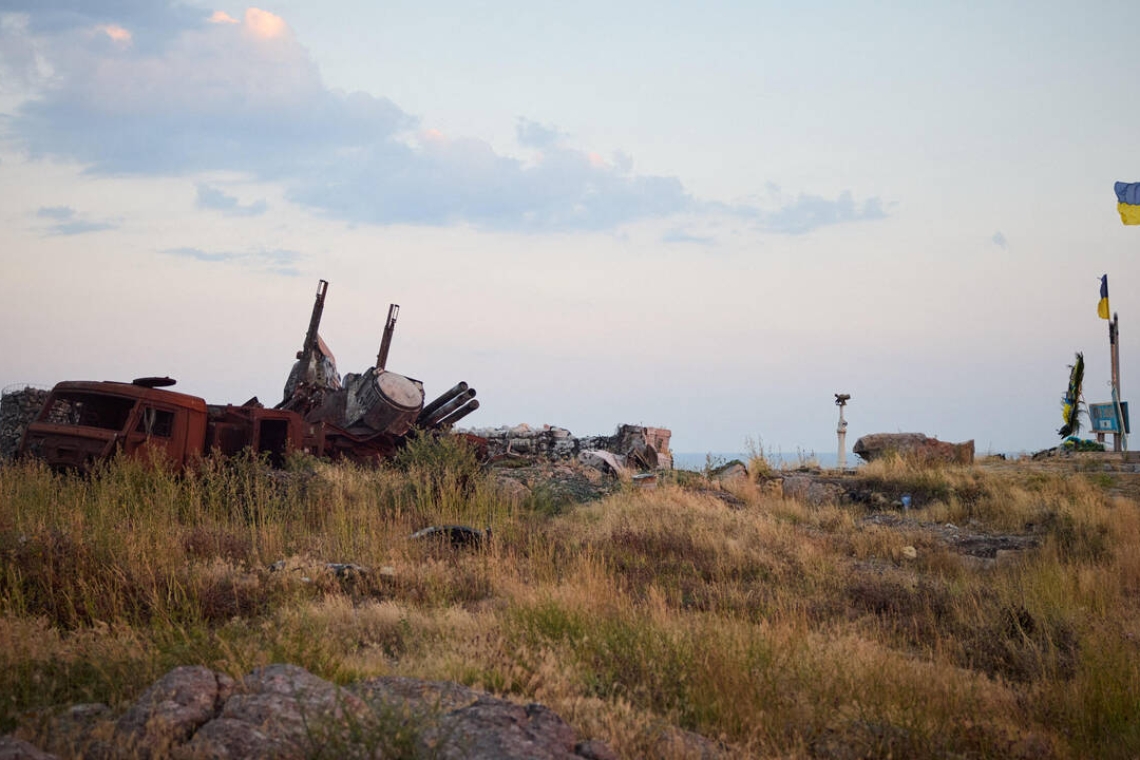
[17,281,479,472]
[19,378,302,470]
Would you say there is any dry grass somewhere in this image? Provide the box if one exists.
[3,445,1140,758]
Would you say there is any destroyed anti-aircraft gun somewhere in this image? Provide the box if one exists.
[14,279,478,472]
[277,280,479,462]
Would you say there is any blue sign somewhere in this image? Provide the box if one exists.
[1090,402,1130,434]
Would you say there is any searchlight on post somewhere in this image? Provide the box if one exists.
[835,393,850,470]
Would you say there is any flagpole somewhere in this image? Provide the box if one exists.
[1111,312,1127,451]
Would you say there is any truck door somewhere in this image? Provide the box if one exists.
[125,404,181,463]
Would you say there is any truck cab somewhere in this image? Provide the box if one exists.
[20,380,208,471]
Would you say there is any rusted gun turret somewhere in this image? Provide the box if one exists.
[279,279,340,415]
[276,280,479,462]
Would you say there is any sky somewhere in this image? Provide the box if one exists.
[1,0,1138,456]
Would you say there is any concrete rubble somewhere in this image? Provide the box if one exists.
[0,387,49,461]
[465,423,672,472]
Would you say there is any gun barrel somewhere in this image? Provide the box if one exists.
[300,279,329,360]
[418,382,468,423]
[435,399,479,429]
[421,389,476,428]
[376,303,399,370]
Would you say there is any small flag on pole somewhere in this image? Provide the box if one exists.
[1098,274,1111,320]
[1116,181,1140,225]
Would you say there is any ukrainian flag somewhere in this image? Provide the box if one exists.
[1116,181,1140,225]
[1099,274,1110,320]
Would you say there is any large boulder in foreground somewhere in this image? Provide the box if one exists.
[5,664,617,760]
[853,433,974,464]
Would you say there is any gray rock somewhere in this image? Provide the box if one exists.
[350,676,482,715]
[11,665,615,760]
[0,736,58,760]
[430,698,587,760]
[113,666,233,759]
[709,460,747,483]
[649,724,727,759]
[30,703,111,759]
[853,433,974,464]
[782,475,845,505]
[180,664,367,759]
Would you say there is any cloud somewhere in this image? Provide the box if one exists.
[36,205,75,221]
[1,3,890,236]
[662,228,716,245]
[95,23,131,44]
[0,1,209,54]
[243,8,286,40]
[195,183,267,216]
[48,220,118,235]
[35,205,117,235]
[162,246,300,276]
[991,231,1008,249]
[762,191,887,235]
[515,118,565,149]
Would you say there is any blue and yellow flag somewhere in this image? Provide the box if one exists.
[1099,274,1110,320]
[1116,181,1140,225]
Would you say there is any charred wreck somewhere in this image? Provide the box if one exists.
[16,280,478,472]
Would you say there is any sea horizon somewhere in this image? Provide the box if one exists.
[672,448,1027,472]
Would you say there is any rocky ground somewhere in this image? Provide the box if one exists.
[4,452,1124,759]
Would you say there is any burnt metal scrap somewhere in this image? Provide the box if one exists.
[15,279,478,471]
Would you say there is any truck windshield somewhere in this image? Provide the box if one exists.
[40,392,136,431]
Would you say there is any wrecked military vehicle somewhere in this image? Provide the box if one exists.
[17,280,478,472]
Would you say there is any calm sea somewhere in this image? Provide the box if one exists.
[672,449,1021,471]
[672,451,850,471]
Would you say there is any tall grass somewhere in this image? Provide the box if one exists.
[3,446,1140,758]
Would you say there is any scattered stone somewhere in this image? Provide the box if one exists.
[325,563,368,579]
[709,460,747,482]
[782,475,847,505]
[410,525,491,549]
[853,433,974,464]
[901,546,917,560]
[269,558,371,583]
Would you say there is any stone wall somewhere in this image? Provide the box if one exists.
[1,387,49,460]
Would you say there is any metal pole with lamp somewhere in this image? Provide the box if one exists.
[835,394,850,470]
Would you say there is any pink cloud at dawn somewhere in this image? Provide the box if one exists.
[244,8,288,40]
[95,24,131,44]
